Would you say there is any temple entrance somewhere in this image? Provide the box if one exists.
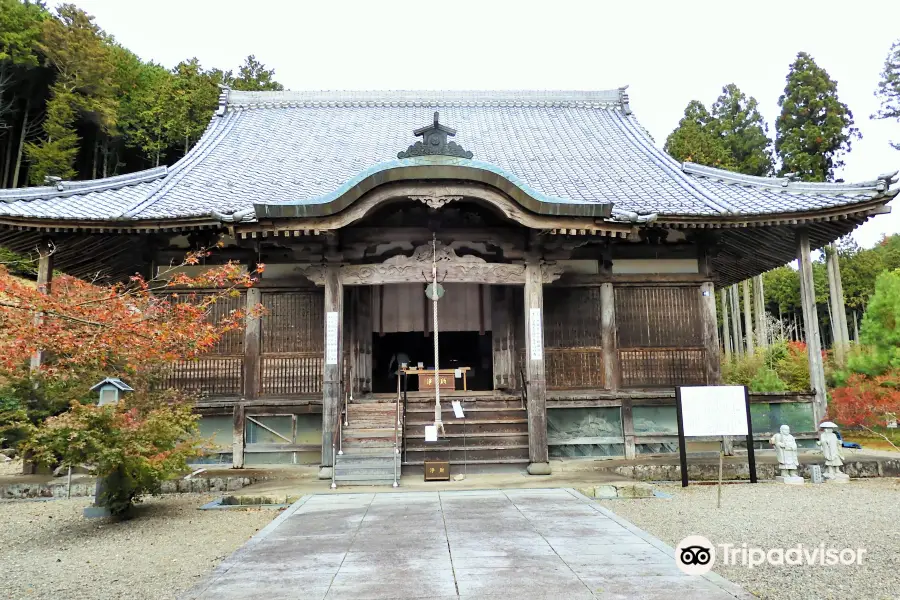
[371,331,493,393]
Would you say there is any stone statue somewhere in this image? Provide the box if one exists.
[817,421,849,483]
[769,424,804,484]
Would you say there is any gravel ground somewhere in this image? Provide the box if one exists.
[599,478,900,600]
[0,493,275,600]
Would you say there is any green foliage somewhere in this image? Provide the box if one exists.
[25,83,79,182]
[227,54,283,91]
[846,270,900,375]
[722,340,810,393]
[0,371,101,449]
[750,368,788,393]
[775,52,859,182]
[0,0,47,67]
[664,100,734,169]
[0,246,36,276]
[2,3,283,184]
[664,85,773,176]
[25,394,203,516]
[709,84,774,176]
[873,38,900,150]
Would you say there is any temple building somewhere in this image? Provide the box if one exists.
[1,89,896,484]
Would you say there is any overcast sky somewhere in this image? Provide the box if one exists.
[73,0,900,247]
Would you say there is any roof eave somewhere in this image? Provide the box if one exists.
[253,157,614,220]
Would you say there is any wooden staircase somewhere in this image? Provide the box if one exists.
[333,403,400,487]
[403,395,530,465]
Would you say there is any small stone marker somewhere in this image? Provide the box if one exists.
[810,464,824,484]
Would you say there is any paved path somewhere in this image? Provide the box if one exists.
[187,488,748,600]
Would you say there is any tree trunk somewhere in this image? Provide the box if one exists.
[742,279,754,355]
[92,137,99,180]
[2,129,13,188]
[101,137,108,178]
[12,97,30,188]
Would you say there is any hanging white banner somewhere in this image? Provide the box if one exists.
[325,311,339,365]
[529,307,543,360]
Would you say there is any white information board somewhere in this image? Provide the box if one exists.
[325,311,339,365]
[529,308,543,360]
[424,425,438,442]
[680,385,748,437]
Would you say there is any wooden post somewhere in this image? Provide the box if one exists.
[753,275,767,348]
[621,397,635,459]
[243,287,261,400]
[720,289,732,358]
[600,282,617,390]
[29,244,54,372]
[700,282,721,384]
[232,403,245,469]
[24,242,54,475]
[729,285,743,356]
[796,229,827,422]
[320,264,343,477]
[524,262,549,474]
[491,286,516,389]
[826,244,849,365]
[742,279,754,355]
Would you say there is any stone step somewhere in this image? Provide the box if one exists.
[404,422,529,435]
[338,446,397,456]
[405,434,528,450]
[403,457,530,466]
[404,399,524,410]
[334,474,397,483]
[343,428,396,438]
[402,446,530,462]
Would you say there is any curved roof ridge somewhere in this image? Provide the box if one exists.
[118,109,241,219]
[0,166,167,203]
[610,111,734,214]
[226,88,631,111]
[683,162,900,195]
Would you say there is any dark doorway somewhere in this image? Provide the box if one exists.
[371,331,493,393]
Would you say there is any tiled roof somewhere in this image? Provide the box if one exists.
[0,89,895,226]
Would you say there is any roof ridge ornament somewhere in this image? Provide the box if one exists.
[398,112,473,159]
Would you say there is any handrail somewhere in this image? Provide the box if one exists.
[519,367,528,411]
[393,372,401,488]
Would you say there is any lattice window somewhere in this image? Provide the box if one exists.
[542,287,603,389]
[259,291,325,396]
[615,286,705,387]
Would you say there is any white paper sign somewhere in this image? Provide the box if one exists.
[424,425,438,442]
[454,368,462,379]
[452,400,465,419]
[680,386,748,437]
[325,311,339,365]
[529,308,543,360]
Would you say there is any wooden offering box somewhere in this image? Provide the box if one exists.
[424,460,451,481]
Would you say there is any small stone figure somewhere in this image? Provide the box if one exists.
[770,424,804,484]
[817,421,849,483]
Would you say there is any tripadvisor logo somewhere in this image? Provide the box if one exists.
[675,536,867,574]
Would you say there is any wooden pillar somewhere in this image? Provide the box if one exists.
[700,282,721,384]
[524,262,549,474]
[742,279,754,355]
[729,285,743,356]
[491,286,516,389]
[826,245,850,365]
[243,287,261,400]
[232,403,245,469]
[320,264,343,476]
[29,245,54,372]
[753,275,767,348]
[796,230,827,422]
[720,289,732,358]
[600,282,617,390]
[621,397,635,459]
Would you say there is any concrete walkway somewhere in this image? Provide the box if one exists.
[186,488,749,600]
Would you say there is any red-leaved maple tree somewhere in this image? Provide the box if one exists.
[830,372,900,451]
[0,248,264,377]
